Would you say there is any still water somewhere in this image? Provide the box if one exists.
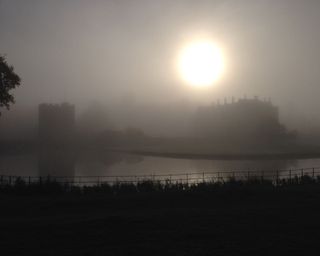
[0,151,320,179]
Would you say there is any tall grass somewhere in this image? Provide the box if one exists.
[1,175,320,196]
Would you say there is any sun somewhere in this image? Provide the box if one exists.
[177,41,224,87]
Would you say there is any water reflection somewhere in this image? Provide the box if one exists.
[38,148,75,181]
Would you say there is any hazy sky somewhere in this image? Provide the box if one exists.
[1,0,320,121]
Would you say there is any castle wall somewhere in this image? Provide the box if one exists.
[194,98,287,143]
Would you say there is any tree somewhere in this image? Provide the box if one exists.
[0,55,21,114]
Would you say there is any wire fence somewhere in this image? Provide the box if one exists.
[1,167,320,186]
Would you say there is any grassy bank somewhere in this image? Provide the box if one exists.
[1,177,320,255]
[1,175,320,195]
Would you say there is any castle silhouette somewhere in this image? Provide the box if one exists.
[194,97,292,145]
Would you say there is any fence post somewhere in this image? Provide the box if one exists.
[202,172,205,183]
[313,168,315,179]
[301,168,304,177]
[276,170,279,185]
[217,172,220,183]
[186,173,189,185]
[28,176,31,185]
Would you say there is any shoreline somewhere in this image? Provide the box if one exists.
[130,150,320,160]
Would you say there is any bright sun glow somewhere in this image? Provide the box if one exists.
[178,41,224,87]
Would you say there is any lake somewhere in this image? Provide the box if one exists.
[1,151,320,183]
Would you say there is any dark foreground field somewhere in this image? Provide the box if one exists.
[1,180,320,255]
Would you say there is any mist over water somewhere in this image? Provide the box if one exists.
[1,151,320,178]
[3,3,320,256]
[1,0,320,177]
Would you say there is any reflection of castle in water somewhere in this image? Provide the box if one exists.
[38,103,76,177]
[38,103,75,145]
[38,149,75,177]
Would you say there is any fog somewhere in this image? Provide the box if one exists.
[1,0,320,139]
[2,2,320,252]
